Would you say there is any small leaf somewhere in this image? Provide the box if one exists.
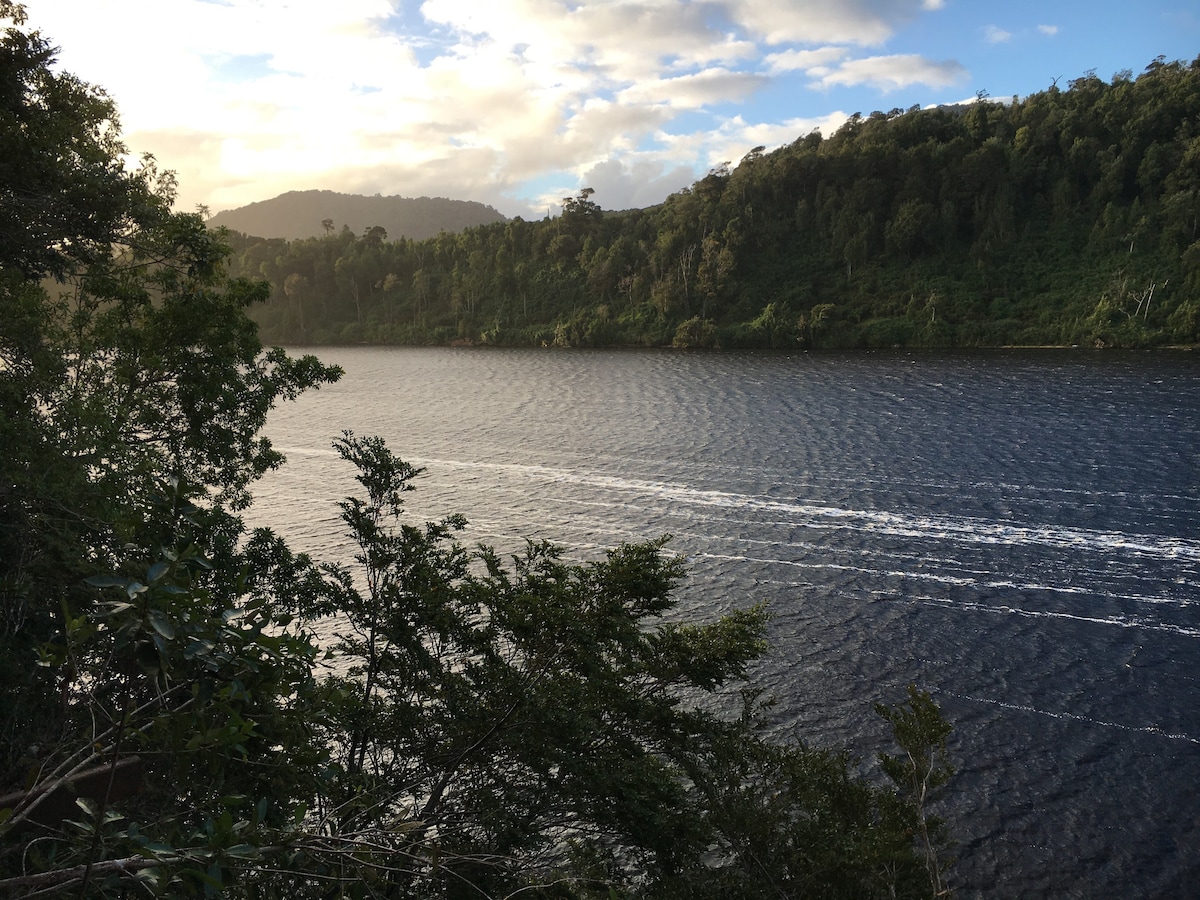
[142,841,176,859]
[100,601,135,615]
[199,865,225,893]
[86,575,130,589]
[148,561,171,582]
[224,843,259,860]
[147,609,176,640]
[185,638,215,659]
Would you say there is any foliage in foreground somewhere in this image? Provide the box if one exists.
[2,437,956,899]
[1,5,955,897]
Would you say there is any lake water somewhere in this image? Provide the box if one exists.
[251,346,1200,898]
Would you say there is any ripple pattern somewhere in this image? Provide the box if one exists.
[251,347,1200,899]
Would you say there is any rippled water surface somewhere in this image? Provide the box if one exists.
[251,347,1200,898]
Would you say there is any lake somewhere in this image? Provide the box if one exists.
[251,346,1200,898]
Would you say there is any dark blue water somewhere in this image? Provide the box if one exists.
[252,347,1200,898]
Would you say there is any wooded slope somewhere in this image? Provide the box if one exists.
[227,56,1200,350]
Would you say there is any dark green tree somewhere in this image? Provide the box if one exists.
[301,432,955,899]
[1,5,339,892]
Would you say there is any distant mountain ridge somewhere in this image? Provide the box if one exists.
[207,189,506,241]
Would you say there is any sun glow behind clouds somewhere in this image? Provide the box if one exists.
[24,0,1192,218]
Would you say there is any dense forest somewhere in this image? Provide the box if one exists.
[208,190,506,242]
[228,55,1200,350]
[2,4,958,897]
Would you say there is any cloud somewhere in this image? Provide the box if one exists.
[618,69,768,109]
[984,25,1012,44]
[712,112,853,160]
[808,54,968,92]
[25,0,961,217]
[419,0,741,82]
[1037,24,1059,36]
[722,0,939,46]
[575,158,698,211]
[764,47,848,74]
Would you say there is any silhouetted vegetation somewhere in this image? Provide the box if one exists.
[227,56,1200,350]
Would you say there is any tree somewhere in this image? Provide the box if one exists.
[877,686,957,896]
[560,187,602,235]
[696,225,738,318]
[0,3,162,279]
[303,432,955,899]
[1,6,339,891]
[308,432,759,893]
[0,479,330,897]
[283,270,311,336]
[665,692,952,899]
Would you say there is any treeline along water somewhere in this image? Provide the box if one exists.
[251,347,1200,898]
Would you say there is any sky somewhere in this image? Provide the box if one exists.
[22,0,1200,219]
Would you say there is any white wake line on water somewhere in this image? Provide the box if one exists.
[473,504,1200,595]
[688,524,1195,585]
[949,693,1200,744]
[274,446,1200,508]
[675,462,1200,507]
[898,594,1200,637]
[695,551,1199,610]
[403,509,1200,607]
[451,441,1200,506]
[272,450,1200,564]
[662,526,984,570]
[396,457,1200,563]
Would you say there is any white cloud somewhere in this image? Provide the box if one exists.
[723,0,937,46]
[1038,24,1060,36]
[419,0,739,82]
[618,69,768,109]
[984,25,1012,44]
[719,112,853,157]
[809,54,968,92]
[574,158,698,211]
[566,108,850,213]
[764,47,848,74]
[23,0,962,216]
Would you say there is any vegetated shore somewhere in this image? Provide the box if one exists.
[231,56,1200,354]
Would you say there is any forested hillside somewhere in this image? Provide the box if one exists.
[207,190,506,241]
[228,56,1200,349]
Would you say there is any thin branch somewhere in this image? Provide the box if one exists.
[0,855,171,893]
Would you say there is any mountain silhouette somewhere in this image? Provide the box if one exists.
[208,189,506,240]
